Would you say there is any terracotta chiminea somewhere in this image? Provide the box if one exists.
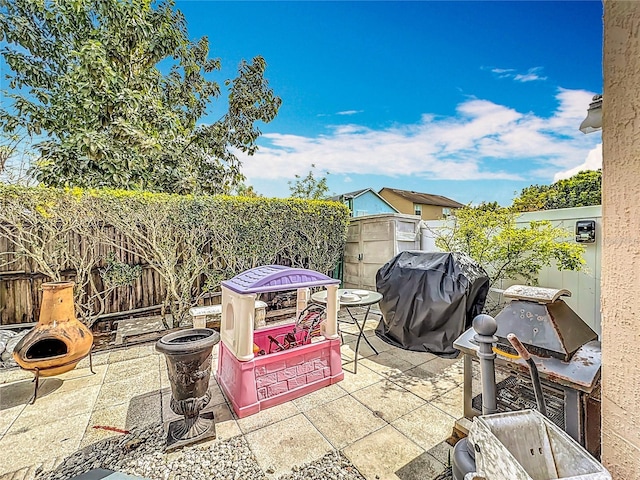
[13,281,94,403]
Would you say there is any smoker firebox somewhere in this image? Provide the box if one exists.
[472,374,567,430]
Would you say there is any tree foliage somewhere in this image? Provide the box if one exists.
[0,0,281,194]
[288,164,330,200]
[93,190,218,327]
[512,170,601,212]
[433,205,585,291]
[233,182,261,197]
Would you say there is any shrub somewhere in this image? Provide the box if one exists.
[0,186,349,326]
[431,205,585,314]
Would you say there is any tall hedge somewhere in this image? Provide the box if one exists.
[0,185,349,325]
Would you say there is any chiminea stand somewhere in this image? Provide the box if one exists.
[26,349,95,404]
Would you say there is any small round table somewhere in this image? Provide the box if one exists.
[311,289,382,373]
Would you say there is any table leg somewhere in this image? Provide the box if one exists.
[346,305,379,374]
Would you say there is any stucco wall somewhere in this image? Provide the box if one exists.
[420,204,444,220]
[601,2,640,478]
[379,189,414,215]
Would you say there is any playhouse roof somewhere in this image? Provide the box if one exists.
[221,265,340,294]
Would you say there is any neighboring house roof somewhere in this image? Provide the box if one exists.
[331,188,399,212]
[329,188,369,201]
[379,188,464,209]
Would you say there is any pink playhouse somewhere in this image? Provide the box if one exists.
[216,265,343,418]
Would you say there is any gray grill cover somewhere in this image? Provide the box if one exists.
[375,251,489,357]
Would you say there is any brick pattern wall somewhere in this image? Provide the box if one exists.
[254,349,330,400]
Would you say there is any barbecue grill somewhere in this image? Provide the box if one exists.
[453,285,602,458]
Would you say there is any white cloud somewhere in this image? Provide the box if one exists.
[514,67,547,82]
[490,66,547,82]
[239,88,600,185]
[554,143,602,181]
[549,88,594,124]
[343,176,352,183]
[336,110,363,116]
[491,68,515,74]
[317,110,363,117]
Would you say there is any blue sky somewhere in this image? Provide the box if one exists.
[179,0,603,205]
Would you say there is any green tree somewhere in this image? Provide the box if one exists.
[0,0,281,194]
[511,184,549,212]
[473,201,502,212]
[512,170,601,212]
[433,206,585,291]
[288,164,330,200]
[234,182,261,197]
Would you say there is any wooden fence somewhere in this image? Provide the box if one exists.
[0,227,170,326]
[0,228,331,327]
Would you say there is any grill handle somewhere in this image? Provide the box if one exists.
[506,333,531,361]
[507,333,547,417]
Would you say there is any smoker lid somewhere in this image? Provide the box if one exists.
[221,265,340,294]
[503,285,571,304]
[495,286,597,361]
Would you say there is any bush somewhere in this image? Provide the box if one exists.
[432,205,585,313]
[0,186,349,326]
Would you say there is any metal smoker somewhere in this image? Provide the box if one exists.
[453,285,604,480]
[454,286,601,454]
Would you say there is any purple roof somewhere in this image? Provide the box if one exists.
[222,265,340,294]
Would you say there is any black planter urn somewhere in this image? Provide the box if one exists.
[156,328,220,451]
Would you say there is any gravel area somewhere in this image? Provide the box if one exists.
[37,423,365,480]
[279,452,365,480]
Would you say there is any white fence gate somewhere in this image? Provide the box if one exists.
[421,206,602,335]
[517,206,601,336]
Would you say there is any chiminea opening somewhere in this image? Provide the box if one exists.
[25,338,68,360]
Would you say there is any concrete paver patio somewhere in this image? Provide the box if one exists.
[0,314,463,480]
